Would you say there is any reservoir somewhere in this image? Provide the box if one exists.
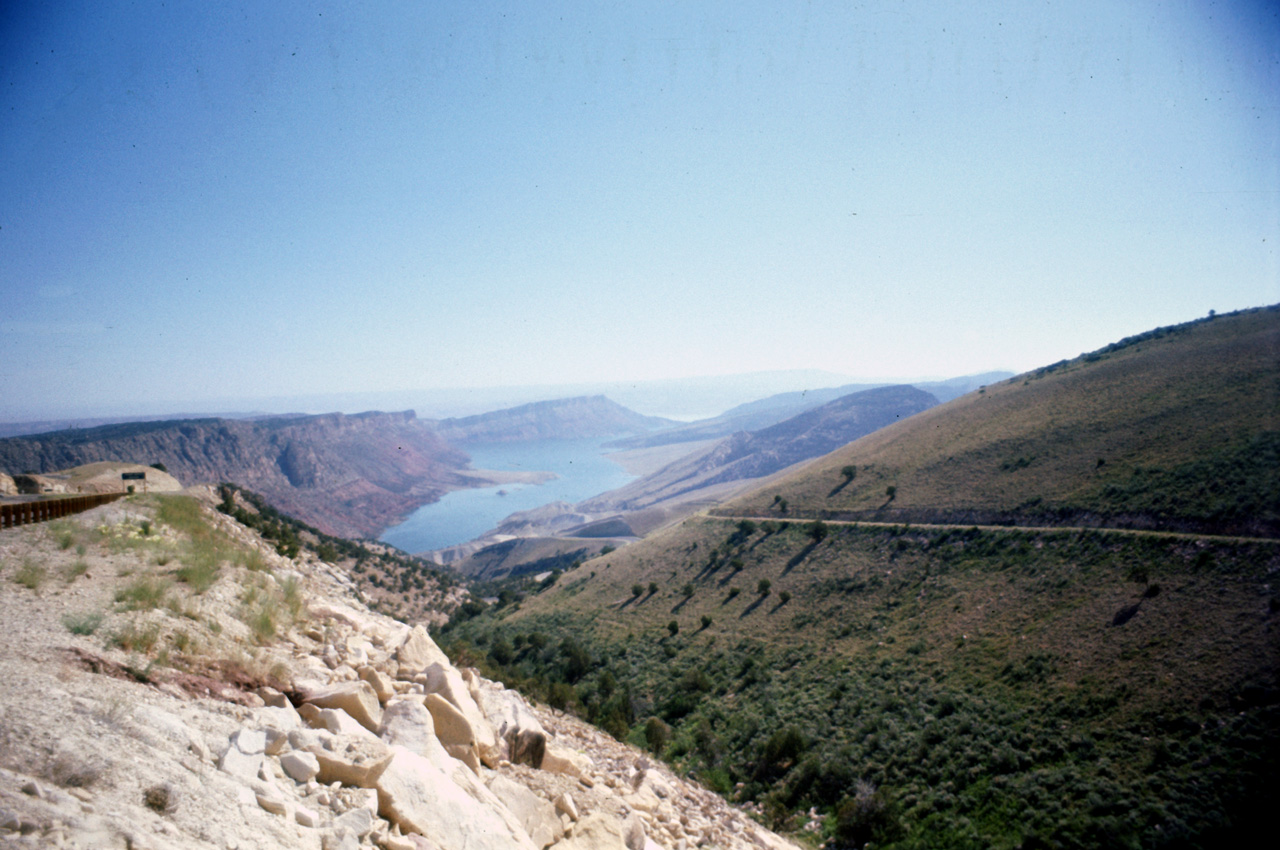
[378,437,636,554]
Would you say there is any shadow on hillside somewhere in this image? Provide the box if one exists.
[784,541,821,574]
[717,570,745,588]
[769,599,789,614]
[827,480,853,498]
[694,562,720,582]
[617,591,657,609]
[671,596,692,614]
[748,526,783,551]
[739,595,768,618]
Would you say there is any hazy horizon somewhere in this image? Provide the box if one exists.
[0,365,1018,426]
[4,2,1275,422]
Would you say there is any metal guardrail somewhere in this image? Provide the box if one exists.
[0,492,127,529]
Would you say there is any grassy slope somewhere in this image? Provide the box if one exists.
[441,307,1280,849]
[724,307,1279,536]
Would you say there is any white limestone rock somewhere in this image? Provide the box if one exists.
[302,681,383,734]
[488,774,566,849]
[374,746,538,850]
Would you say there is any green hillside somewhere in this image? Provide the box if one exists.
[439,307,1280,849]
[725,306,1278,537]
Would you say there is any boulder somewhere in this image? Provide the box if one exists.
[623,817,647,850]
[474,681,548,768]
[379,698,436,755]
[298,704,380,741]
[305,735,394,788]
[335,807,374,839]
[423,693,481,769]
[488,775,565,849]
[394,625,451,677]
[554,792,579,822]
[542,745,593,782]
[359,666,396,703]
[280,751,320,783]
[552,813,629,850]
[219,729,266,783]
[421,663,501,766]
[374,747,539,850]
[303,681,383,734]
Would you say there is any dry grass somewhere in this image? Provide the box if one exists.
[13,559,47,592]
[115,575,171,610]
[727,306,1280,535]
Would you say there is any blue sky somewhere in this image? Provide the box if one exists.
[1,1,1276,420]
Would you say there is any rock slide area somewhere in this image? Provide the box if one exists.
[0,491,798,850]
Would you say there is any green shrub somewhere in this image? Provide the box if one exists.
[175,559,220,594]
[667,620,679,637]
[832,781,900,848]
[247,604,277,643]
[280,575,304,621]
[13,559,47,591]
[62,611,104,635]
[645,717,670,755]
[758,579,772,596]
[111,621,160,653]
[62,560,89,583]
[115,576,170,610]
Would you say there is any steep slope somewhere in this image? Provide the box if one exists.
[0,491,798,850]
[0,412,474,538]
[431,396,676,444]
[442,307,1280,849]
[727,306,1280,537]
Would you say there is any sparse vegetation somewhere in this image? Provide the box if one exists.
[110,621,160,654]
[13,559,47,592]
[115,576,170,610]
[62,611,104,635]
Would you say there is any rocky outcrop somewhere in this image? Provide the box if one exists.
[0,494,802,850]
[0,411,469,537]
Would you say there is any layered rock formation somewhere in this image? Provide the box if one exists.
[0,412,471,538]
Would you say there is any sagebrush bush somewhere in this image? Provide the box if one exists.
[115,576,170,610]
[62,611,104,635]
[13,559,46,591]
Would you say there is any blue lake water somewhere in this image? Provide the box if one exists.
[378,438,636,553]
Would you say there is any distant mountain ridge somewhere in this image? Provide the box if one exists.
[606,372,1007,450]
[430,395,677,444]
[584,384,939,514]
